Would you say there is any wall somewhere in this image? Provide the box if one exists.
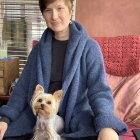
[76,0,140,37]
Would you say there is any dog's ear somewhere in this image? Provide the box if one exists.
[53,90,63,102]
[31,84,44,115]
[34,84,44,95]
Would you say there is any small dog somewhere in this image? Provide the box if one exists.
[31,84,64,140]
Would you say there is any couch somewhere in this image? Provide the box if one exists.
[94,35,140,140]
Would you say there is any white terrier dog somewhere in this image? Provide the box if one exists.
[31,84,65,140]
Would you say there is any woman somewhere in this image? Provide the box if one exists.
[0,0,127,140]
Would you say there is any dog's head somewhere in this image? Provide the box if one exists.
[31,84,63,118]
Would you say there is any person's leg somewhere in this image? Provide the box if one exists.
[3,133,33,140]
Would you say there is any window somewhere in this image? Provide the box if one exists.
[0,0,76,74]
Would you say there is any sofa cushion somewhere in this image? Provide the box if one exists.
[107,73,140,127]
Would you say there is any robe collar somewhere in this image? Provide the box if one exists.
[37,21,89,107]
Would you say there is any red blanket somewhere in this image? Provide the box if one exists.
[94,35,140,76]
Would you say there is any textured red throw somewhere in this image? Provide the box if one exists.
[94,35,140,76]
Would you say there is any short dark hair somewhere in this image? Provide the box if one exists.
[39,0,73,14]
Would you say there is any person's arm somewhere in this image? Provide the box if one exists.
[86,40,127,135]
[0,47,37,122]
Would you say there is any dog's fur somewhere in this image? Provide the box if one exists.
[31,84,64,140]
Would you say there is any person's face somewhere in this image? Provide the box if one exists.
[43,0,72,34]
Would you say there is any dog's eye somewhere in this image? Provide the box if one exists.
[47,101,51,104]
[37,99,42,102]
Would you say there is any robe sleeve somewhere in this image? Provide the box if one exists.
[86,40,128,135]
[0,47,38,122]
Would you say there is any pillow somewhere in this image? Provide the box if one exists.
[94,35,140,76]
[107,72,140,127]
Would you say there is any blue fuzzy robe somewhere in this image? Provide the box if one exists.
[0,21,127,138]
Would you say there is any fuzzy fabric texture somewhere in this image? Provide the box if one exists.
[94,36,140,76]
[0,21,127,138]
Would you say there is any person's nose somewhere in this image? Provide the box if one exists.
[52,9,59,20]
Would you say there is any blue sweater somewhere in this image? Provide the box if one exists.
[0,21,127,138]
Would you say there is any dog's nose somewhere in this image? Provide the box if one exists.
[41,104,45,110]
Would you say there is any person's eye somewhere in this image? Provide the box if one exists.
[57,7,64,11]
[44,9,52,12]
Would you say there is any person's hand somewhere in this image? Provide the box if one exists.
[97,128,119,140]
[0,122,8,140]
